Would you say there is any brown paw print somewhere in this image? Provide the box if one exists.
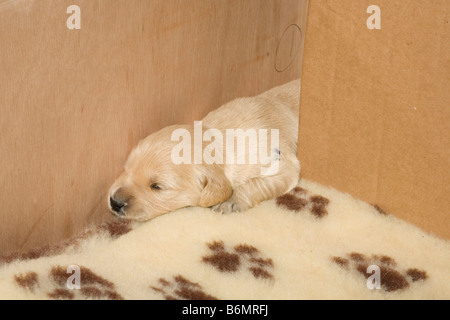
[276,187,330,218]
[14,265,123,300]
[150,275,217,300]
[14,272,39,292]
[202,241,274,281]
[331,252,428,292]
[48,265,123,300]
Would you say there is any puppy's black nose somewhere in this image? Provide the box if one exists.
[110,197,126,215]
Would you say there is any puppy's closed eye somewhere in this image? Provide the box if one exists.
[150,183,162,190]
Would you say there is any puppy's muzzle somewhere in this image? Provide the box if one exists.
[109,196,127,216]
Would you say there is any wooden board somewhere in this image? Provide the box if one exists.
[0,0,308,254]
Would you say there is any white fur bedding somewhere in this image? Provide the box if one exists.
[1,179,449,300]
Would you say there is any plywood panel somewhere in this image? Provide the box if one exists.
[0,0,308,254]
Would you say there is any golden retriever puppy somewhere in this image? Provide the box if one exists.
[108,80,301,221]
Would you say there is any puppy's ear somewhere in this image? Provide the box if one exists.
[197,165,232,208]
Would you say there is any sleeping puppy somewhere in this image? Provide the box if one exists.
[108,80,301,221]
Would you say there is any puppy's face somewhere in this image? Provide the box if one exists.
[108,125,231,221]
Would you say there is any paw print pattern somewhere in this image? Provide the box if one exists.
[14,265,123,300]
[150,275,217,300]
[48,265,123,300]
[14,272,39,292]
[331,252,428,292]
[202,241,274,281]
[276,187,330,218]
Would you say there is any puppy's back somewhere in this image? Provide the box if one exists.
[202,79,300,134]
[258,79,300,116]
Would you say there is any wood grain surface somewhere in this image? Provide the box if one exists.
[0,0,308,254]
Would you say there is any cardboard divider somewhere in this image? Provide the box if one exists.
[298,0,449,239]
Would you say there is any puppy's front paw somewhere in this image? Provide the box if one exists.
[212,200,246,214]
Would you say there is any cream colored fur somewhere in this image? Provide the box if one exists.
[108,80,301,220]
[1,179,449,300]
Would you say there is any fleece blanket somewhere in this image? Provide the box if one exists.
[0,179,449,300]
